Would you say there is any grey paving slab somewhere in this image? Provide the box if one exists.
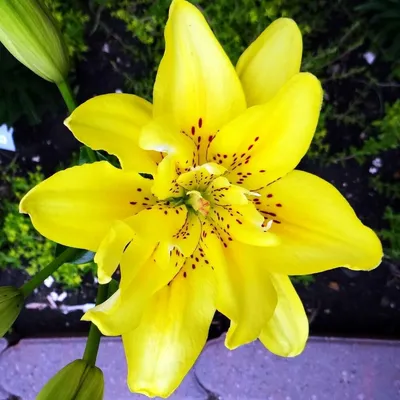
[0,338,7,398]
[0,337,204,400]
[1,335,400,400]
[196,336,400,400]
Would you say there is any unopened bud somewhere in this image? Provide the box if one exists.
[0,286,23,337]
[37,359,104,400]
[0,0,69,83]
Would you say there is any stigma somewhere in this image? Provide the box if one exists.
[186,191,211,216]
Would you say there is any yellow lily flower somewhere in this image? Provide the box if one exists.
[20,0,382,397]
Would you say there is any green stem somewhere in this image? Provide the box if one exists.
[57,80,77,114]
[82,284,109,366]
[20,248,81,298]
[57,80,97,162]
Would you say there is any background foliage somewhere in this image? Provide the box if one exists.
[0,164,95,287]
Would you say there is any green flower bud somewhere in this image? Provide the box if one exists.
[37,359,104,400]
[0,286,23,337]
[0,0,69,83]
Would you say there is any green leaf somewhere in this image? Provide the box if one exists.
[78,146,97,165]
[54,243,94,265]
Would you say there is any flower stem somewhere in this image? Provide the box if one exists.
[20,247,82,299]
[57,80,77,114]
[57,80,98,162]
[82,284,109,366]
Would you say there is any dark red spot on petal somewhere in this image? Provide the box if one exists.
[191,126,195,135]
[198,118,203,128]
[276,203,282,207]
[267,194,273,198]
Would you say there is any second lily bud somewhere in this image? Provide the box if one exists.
[37,359,104,400]
[0,286,23,337]
[0,0,69,83]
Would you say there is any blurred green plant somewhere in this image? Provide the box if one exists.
[0,164,96,288]
[307,103,333,161]
[380,207,400,261]
[290,275,315,287]
[356,0,400,62]
[333,100,400,165]
[44,0,89,59]
[0,44,60,126]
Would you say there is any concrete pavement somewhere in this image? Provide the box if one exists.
[0,336,399,399]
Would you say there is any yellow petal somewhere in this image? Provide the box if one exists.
[95,219,159,286]
[84,208,194,336]
[129,209,200,268]
[177,162,227,191]
[199,218,277,349]
[259,273,308,357]
[209,73,323,190]
[19,162,154,251]
[151,156,185,200]
[119,235,159,290]
[206,176,252,206]
[81,289,122,335]
[237,18,302,106]
[153,0,246,163]
[65,94,161,174]
[209,204,278,247]
[139,116,196,169]
[171,211,201,257]
[82,253,180,336]
[95,220,136,284]
[125,203,188,243]
[123,258,216,398]
[250,170,383,274]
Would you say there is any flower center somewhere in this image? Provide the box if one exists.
[185,190,211,216]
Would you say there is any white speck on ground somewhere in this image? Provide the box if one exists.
[49,292,58,301]
[372,157,382,168]
[58,292,67,302]
[369,166,378,174]
[43,276,54,288]
[363,51,376,65]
